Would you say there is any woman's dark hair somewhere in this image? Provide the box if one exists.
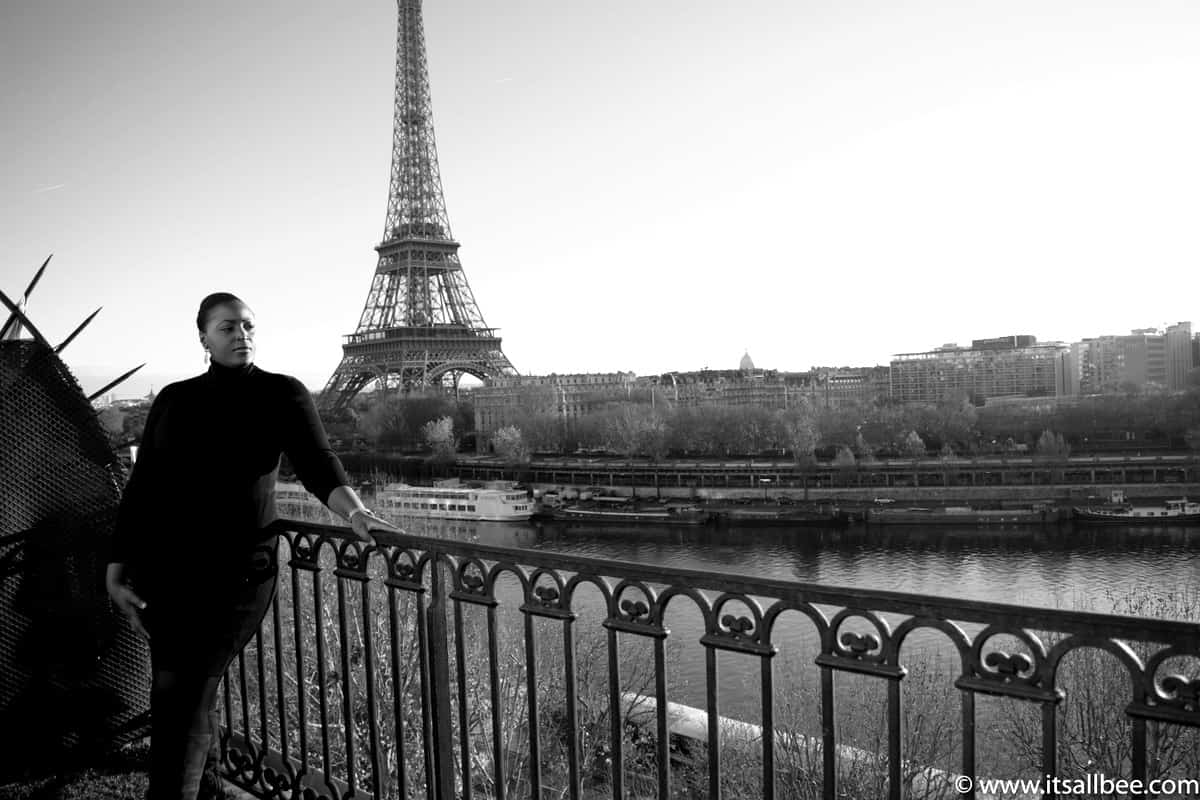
[196,292,247,332]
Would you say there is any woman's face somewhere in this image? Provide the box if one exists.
[200,302,256,367]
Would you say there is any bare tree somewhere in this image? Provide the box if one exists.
[854,431,876,464]
[1035,429,1070,458]
[833,445,856,469]
[1000,586,1200,787]
[780,401,819,465]
[491,425,530,466]
[422,414,457,463]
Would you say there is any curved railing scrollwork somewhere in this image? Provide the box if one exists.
[215,520,1200,800]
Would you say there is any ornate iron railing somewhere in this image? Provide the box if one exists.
[218,519,1200,799]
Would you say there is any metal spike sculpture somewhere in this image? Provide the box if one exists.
[0,254,50,341]
[0,288,142,399]
[1,257,149,775]
[319,0,516,413]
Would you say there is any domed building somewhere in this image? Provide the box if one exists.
[739,351,756,374]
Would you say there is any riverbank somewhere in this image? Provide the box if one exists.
[563,482,1200,506]
[334,451,1200,511]
[535,483,1200,526]
[452,454,1199,501]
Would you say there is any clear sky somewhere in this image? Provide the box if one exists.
[3,0,1199,399]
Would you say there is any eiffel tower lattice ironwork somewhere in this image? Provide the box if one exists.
[320,0,515,413]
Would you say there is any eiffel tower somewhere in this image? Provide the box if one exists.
[320,0,515,413]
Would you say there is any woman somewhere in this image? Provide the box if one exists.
[106,292,399,800]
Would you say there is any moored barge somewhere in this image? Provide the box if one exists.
[867,505,1060,526]
[1073,491,1200,524]
[543,498,710,525]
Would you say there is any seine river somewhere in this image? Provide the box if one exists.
[403,517,1200,613]
[528,521,1200,610]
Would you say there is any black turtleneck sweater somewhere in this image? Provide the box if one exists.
[111,362,348,574]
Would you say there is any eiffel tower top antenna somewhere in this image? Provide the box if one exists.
[381,0,454,271]
[320,0,516,413]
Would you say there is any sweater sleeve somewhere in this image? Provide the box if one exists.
[110,385,172,564]
[280,375,349,504]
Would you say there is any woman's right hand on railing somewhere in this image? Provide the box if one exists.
[105,562,149,640]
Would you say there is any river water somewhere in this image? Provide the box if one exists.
[528,521,1200,611]
[394,516,1200,614]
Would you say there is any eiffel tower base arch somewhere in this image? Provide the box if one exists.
[320,331,513,413]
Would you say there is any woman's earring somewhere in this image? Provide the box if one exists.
[203,348,210,365]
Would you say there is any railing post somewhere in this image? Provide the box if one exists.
[427,551,457,799]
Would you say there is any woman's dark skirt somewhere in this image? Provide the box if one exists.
[138,537,279,676]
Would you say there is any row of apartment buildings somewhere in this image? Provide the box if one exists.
[891,324,1197,402]
[471,325,1199,445]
